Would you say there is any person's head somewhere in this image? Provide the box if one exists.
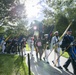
[23,38,26,41]
[67,29,72,35]
[54,31,59,36]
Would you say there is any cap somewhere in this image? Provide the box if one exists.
[54,31,58,34]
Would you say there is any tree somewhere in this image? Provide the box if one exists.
[42,0,76,37]
[0,26,5,36]
[0,0,26,26]
[5,20,28,38]
[0,0,29,38]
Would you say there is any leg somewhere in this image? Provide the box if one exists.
[39,48,43,60]
[2,45,5,53]
[63,57,71,71]
[57,52,60,67]
[36,47,38,59]
[18,44,20,55]
[56,48,62,69]
[23,47,26,55]
[56,47,61,67]
[45,49,50,63]
[54,50,56,63]
[45,50,48,62]
[71,58,76,75]
[30,45,34,56]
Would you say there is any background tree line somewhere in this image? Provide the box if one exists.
[0,0,28,38]
[0,0,76,39]
[42,0,76,38]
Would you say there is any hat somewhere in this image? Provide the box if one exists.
[54,31,58,34]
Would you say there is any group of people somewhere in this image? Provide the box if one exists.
[49,29,76,75]
[0,28,76,75]
[0,37,27,55]
[29,29,76,75]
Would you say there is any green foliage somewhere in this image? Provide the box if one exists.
[0,0,26,26]
[42,0,76,37]
[56,14,69,35]
[0,54,29,75]
[0,26,5,34]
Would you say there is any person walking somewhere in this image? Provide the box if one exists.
[63,57,71,71]
[21,38,26,55]
[1,38,6,53]
[30,37,34,57]
[51,31,62,69]
[61,29,76,75]
[36,36,43,60]
[44,42,50,64]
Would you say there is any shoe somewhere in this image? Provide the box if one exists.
[52,61,56,67]
[40,57,42,60]
[46,62,49,64]
[43,57,45,60]
[24,53,26,55]
[63,65,69,71]
[57,66,63,69]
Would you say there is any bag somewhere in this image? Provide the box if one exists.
[69,46,76,60]
[37,41,42,47]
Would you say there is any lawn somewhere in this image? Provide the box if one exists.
[61,51,69,58]
[0,54,33,75]
[26,43,31,51]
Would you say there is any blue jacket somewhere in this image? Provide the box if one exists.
[61,34,76,60]
[61,34,74,52]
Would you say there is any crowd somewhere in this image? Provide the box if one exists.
[29,29,76,75]
[0,28,76,75]
[0,37,27,55]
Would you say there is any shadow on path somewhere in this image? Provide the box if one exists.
[30,56,70,75]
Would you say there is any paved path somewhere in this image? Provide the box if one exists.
[25,51,73,75]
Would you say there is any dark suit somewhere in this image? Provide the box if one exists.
[61,34,76,75]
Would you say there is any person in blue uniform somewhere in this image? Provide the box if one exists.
[61,29,76,75]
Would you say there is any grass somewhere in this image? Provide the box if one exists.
[0,54,33,75]
[26,43,35,51]
[26,43,31,51]
[60,51,69,58]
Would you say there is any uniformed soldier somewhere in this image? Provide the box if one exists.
[1,38,6,53]
[51,31,62,69]
[61,29,76,75]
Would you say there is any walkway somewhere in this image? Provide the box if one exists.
[25,51,73,75]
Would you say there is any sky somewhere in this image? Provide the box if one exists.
[24,0,45,25]
[20,0,55,25]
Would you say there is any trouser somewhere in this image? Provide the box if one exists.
[39,48,43,60]
[14,46,17,54]
[18,44,20,55]
[45,49,50,62]
[36,47,38,59]
[63,57,71,68]
[6,45,11,53]
[71,58,76,75]
[68,51,76,75]
[54,48,60,66]
[2,45,6,53]
[36,47,43,60]
[11,46,17,53]
[30,45,34,56]
[23,47,26,55]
